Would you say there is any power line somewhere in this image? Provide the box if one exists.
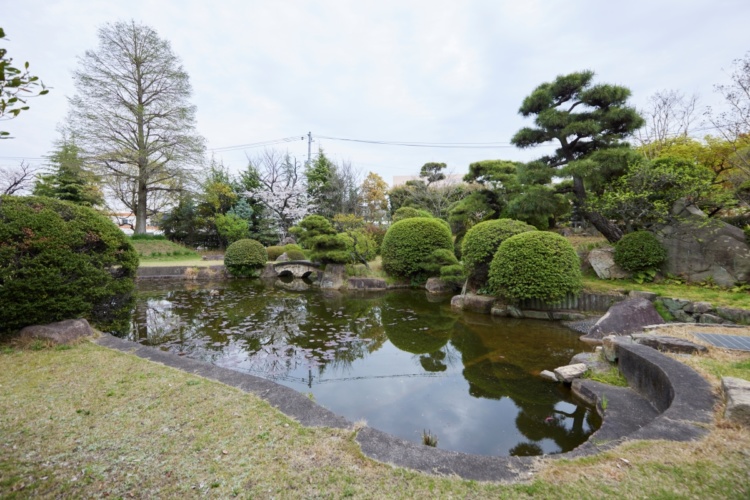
[209,136,305,153]
[316,134,522,149]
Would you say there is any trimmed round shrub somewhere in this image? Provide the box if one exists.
[224,238,267,277]
[0,195,139,338]
[461,219,537,291]
[266,245,285,261]
[488,231,582,302]
[392,206,433,223]
[614,231,667,273]
[283,243,306,260]
[381,218,455,280]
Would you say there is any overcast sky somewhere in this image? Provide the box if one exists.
[2,0,749,186]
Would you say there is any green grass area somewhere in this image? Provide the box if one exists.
[129,238,203,263]
[582,276,750,310]
[1,341,748,498]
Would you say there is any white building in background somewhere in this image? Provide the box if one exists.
[392,174,464,187]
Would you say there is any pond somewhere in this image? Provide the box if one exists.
[128,279,600,457]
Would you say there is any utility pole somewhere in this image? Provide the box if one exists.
[307,131,313,167]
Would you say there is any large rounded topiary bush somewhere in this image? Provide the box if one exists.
[0,195,139,338]
[381,217,455,281]
[488,231,582,302]
[224,238,267,277]
[462,218,537,291]
[614,230,667,273]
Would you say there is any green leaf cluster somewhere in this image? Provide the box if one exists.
[462,219,537,291]
[488,231,582,302]
[614,231,667,274]
[224,239,267,277]
[266,244,305,261]
[0,196,138,337]
[381,218,455,281]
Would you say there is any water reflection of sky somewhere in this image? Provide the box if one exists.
[130,280,600,456]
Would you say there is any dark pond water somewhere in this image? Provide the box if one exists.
[129,279,600,457]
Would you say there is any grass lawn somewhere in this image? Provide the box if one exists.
[1,340,749,498]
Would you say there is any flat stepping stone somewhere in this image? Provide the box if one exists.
[722,377,750,427]
[694,333,750,351]
[631,334,708,355]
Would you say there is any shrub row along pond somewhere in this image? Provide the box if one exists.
[130,280,600,456]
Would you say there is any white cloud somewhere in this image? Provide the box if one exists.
[2,0,749,183]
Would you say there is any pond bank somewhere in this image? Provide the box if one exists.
[95,330,716,482]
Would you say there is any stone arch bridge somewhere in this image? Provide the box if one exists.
[272,261,322,279]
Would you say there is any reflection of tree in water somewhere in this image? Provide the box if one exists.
[451,326,598,455]
[381,293,457,355]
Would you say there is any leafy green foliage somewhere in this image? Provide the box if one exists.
[0,27,49,138]
[511,71,645,242]
[462,219,537,291]
[614,231,667,274]
[489,231,582,302]
[224,239,267,277]
[33,139,103,207]
[215,212,249,245]
[392,206,433,222]
[289,215,336,249]
[381,218,455,281]
[309,233,351,264]
[0,196,138,337]
[265,245,285,261]
[592,156,728,232]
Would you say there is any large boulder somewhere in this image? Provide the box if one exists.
[655,200,750,286]
[582,298,665,341]
[588,246,630,279]
[19,319,94,344]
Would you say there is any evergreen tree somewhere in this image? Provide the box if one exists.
[511,71,644,242]
[33,138,103,207]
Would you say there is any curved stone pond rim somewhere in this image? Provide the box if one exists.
[95,332,717,482]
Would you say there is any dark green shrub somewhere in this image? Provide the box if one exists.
[283,244,307,261]
[309,234,351,264]
[381,218,455,281]
[266,245,285,261]
[488,231,582,302]
[461,219,537,291]
[289,215,336,249]
[614,231,667,273]
[224,239,267,277]
[0,195,139,337]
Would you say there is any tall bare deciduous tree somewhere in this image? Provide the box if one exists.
[68,20,205,233]
[706,52,750,174]
[635,89,699,158]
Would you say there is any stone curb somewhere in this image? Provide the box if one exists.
[94,333,716,482]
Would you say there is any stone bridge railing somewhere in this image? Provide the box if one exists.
[272,261,322,279]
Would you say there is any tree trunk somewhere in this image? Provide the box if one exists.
[572,175,623,243]
[135,178,148,234]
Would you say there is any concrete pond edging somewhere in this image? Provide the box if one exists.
[94,332,717,483]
